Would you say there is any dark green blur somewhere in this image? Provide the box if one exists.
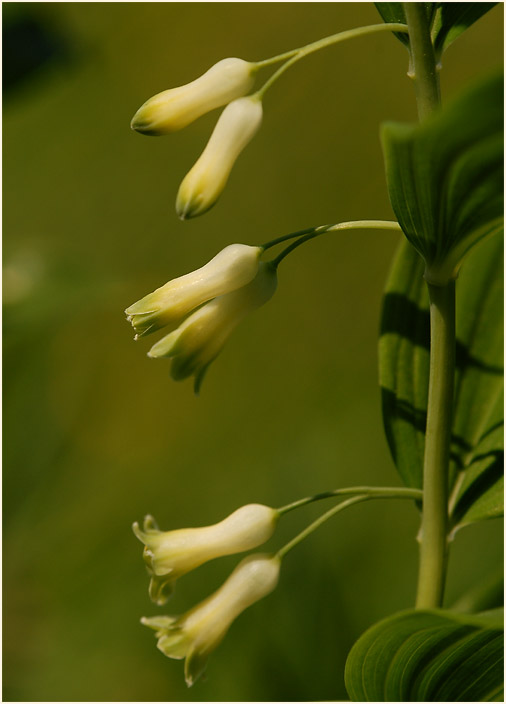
[3,3,503,701]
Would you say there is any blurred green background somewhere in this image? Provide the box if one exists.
[3,3,503,701]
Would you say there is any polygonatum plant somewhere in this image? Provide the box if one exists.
[125,2,503,699]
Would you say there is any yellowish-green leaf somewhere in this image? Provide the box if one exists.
[381,71,503,285]
[431,3,498,59]
[379,240,429,488]
[379,233,503,527]
[375,2,497,56]
[345,608,504,702]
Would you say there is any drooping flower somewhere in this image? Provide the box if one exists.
[147,262,277,392]
[133,504,279,604]
[176,96,263,219]
[131,58,257,135]
[125,244,262,338]
[142,553,281,686]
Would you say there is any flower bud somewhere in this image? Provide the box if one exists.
[133,504,278,605]
[125,244,261,338]
[131,58,257,135]
[142,553,281,686]
[147,262,277,393]
[176,96,263,219]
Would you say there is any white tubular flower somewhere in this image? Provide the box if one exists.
[131,58,257,135]
[147,262,277,393]
[142,553,281,686]
[176,96,263,219]
[133,504,279,604]
[125,244,262,338]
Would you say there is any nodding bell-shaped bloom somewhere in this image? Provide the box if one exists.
[131,58,257,135]
[133,504,279,605]
[176,96,263,219]
[142,553,281,686]
[147,262,277,393]
[125,244,262,338]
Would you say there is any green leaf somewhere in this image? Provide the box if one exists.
[449,233,504,526]
[374,4,437,48]
[450,422,503,528]
[375,3,498,57]
[379,233,503,520]
[381,70,503,285]
[451,569,504,615]
[344,608,504,702]
[374,3,410,47]
[379,240,429,488]
[431,4,498,59]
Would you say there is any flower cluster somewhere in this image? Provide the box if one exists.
[134,506,280,685]
[131,57,262,218]
[126,244,277,391]
[130,56,284,685]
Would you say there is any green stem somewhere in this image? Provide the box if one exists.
[269,220,401,268]
[403,3,440,120]
[404,3,451,610]
[254,23,409,99]
[415,282,455,608]
[277,488,421,559]
[278,485,422,515]
[261,224,332,251]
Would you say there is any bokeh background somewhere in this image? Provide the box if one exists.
[3,3,503,701]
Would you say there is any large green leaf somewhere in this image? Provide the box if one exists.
[379,241,429,488]
[344,608,504,702]
[379,233,503,526]
[381,71,503,285]
[449,234,504,527]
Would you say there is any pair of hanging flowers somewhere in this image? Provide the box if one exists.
[126,243,276,392]
[131,57,262,219]
[134,505,280,686]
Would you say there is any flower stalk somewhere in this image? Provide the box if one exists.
[278,485,422,514]
[277,487,423,558]
[268,220,401,267]
[254,23,409,99]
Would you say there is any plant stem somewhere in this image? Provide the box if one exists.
[415,282,455,608]
[277,488,421,559]
[404,2,451,610]
[254,23,409,99]
[403,3,440,120]
[278,485,422,515]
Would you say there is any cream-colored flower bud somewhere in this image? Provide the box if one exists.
[133,504,278,605]
[131,58,257,135]
[147,262,277,392]
[125,244,261,338]
[176,96,263,219]
[142,553,281,686]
